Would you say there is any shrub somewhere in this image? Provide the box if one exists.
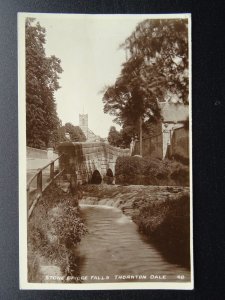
[115,156,189,186]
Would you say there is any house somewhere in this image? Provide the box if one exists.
[159,101,189,159]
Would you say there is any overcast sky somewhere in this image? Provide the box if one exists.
[28,14,153,138]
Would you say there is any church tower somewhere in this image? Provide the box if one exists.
[79,114,88,139]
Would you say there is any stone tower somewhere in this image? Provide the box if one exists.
[79,114,88,139]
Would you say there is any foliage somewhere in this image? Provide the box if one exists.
[107,126,122,147]
[115,156,189,186]
[133,191,190,268]
[26,18,63,149]
[120,122,162,148]
[58,122,86,143]
[102,18,189,135]
[28,183,87,281]
[107,122,162,149]
[134,191,189,232]
[121,18,189,104]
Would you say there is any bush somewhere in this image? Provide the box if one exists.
[115,156,189,186]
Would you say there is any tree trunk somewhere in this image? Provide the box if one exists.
[140,116,143,156]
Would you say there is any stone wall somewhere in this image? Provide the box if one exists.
[133,133,163,159]
[27,147,48,159]
[162,123,184,159]
[27,147,58,160]
[57,142,130,184]
[169,127,189,162]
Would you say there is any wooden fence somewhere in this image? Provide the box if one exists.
[27,154,65,219]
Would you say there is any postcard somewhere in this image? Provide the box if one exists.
[18,13,193,290]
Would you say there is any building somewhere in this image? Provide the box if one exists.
[79,114,101,142]
[159,101,189,159]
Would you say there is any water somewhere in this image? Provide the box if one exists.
[73,204,190,283]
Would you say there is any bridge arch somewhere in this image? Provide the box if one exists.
[106,168,114,177]
[58,142,130,185]
[91,170,102,184]
[104,168,114,184]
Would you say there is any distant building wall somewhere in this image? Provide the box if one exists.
[87,129,101,142]
[167,127,189,162]
[133,133,163,159]
[162,122,184,159]
[27,147,58,160]
[27,147,48,159]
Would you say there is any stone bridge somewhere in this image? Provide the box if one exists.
[58,142,130,184]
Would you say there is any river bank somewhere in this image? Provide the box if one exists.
[28,182,190,282]
[28,183,87,283]
[80,184,190,268]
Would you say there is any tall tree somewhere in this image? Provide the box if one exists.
[26,18,63,149]
[102,18,189,153]
[121,18,189,104]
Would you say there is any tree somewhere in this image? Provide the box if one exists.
[121,18,189,104]
[26,18,63,148]
[57,123,86,143]
[107,126,122,147]
[102,18,189,154]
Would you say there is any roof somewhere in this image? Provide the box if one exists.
[159,102,189,123]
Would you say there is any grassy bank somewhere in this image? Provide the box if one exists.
[28,182,87,282]
[115,156,189,186]
[81,184,190,268]
[132,190,190,268]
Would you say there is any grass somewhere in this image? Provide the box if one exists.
[132,191,190,268]
[28,182,87,282]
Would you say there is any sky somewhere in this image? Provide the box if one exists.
[31,14,152,138]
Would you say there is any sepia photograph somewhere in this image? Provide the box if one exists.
[18,13,193,290]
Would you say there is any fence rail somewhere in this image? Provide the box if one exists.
[27,154,65,219]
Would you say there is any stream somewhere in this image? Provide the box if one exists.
[72,204,190,283]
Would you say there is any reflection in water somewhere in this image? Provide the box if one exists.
[72,205,190,283]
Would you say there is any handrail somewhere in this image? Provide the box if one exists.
[27,154,64,189]
[28,168,65,219]
[27,153,65,219]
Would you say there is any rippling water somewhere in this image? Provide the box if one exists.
[73,204,190,283]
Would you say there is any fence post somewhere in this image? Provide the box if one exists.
[27,186,30,216]
[50,161,54,179]
[170,129,174,156]
[37,169,42,195]
[139,116,143,157]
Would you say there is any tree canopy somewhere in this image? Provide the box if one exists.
[26,18,63,149]
[58,123,86,142]
[102,18,189,142]
[107,126,122,147]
